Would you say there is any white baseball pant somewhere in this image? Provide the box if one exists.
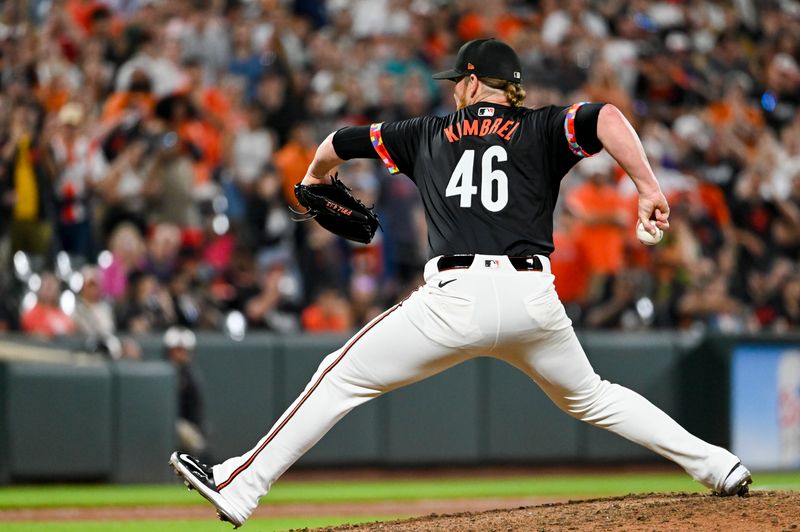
[211,254,741,519]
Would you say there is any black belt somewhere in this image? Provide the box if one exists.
[437,255,543,272]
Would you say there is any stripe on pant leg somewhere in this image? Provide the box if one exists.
[217,303,402,490]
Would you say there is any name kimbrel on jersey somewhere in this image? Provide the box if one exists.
[443,118,520,143]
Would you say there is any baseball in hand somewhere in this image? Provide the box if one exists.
[636,221,663,246]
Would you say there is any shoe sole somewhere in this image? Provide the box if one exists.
[169,452,244,528]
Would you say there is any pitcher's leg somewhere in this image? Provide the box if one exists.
[211,302,471,518]
[514,327,740,491]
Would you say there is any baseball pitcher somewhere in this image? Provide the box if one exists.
[171,39,751,528]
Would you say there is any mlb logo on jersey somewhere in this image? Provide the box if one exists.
[478,107,495,117]
[484,259,500,268]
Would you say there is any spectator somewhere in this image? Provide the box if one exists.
[73,262,142,357]
[246,164,294,254]
[51,102,104,261]
[376,161,426,287]
[21,271,75,338]
[97,138,157,237]
[540,0,608,47]
[1,104,56,258]
[227,23,269,101]
[168,259,215,330]
[227,105,275,221]
[729,159,777,289]
[706,76,764,161]
[146,147,200,228]
[566,154,628,302]
[301,287,353,333]
[100,222,146,301]
[85,5,126,66]
[115,28,183,97]
[232,105,274,189]
[584,269,646,329]
[222,248,260,314]
[455,0,526,42]
[73,265,115,337]
[552,208,590,319]
[143,223,182,283]
[634,48,687,124]
[244,254,301,333]
[155,93,221,189]
[255,70,304,147]
[744,262,791,332]
[180,57,233,130]
[163,326,208,459]
[762,53,800,132]
[677,272,745,333]
[296,220,350,311]
[583,58,635,127]
[119,271,176,333]
[101,69,156,125]
[649,239,688,329]
[274,122,317,205]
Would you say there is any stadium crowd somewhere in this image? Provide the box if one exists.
[0,0,799,349]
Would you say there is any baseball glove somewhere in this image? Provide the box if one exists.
[293,174,380,244]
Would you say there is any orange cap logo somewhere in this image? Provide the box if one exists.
[467,63,475,70]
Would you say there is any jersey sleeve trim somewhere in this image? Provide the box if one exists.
[564,102,594,158]
[369,123,400,174]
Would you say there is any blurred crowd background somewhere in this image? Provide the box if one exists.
[0,0,799,355]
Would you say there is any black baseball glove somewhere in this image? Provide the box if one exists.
[293,174,380,244]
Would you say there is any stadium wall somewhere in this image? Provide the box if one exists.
[0,331,797,484]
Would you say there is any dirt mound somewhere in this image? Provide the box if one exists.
[312,491,800,532]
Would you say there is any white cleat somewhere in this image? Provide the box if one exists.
[169,452,247,528]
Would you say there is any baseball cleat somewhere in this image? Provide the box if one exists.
[715,462,752,496]
[169,452,247,528]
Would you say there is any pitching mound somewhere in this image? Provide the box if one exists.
[313,491,800,531]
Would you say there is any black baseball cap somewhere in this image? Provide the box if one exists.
[432,39,522,84]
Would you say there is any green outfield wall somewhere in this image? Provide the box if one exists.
[0,331,798,483]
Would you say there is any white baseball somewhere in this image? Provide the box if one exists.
[636,221,663,246]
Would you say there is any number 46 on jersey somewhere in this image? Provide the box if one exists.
[446,146,509,212]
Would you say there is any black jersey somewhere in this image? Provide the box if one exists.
[373,103,589,258]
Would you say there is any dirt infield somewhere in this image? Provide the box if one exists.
[4,490,799,531]
[311,491,800,532]
[0,496,563,522]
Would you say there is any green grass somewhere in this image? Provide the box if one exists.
[1,471,798,532]
[1,471,799,509]
[0,516,402,532]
